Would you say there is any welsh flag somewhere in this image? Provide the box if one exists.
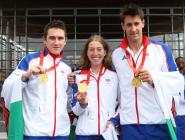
[151,71,184,140]
[1,69,24,140]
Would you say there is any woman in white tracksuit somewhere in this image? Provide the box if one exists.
[70,34,119,140]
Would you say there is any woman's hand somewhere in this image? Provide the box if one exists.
[75,92,88,108]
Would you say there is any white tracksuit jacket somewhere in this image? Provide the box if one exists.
[2,48,72,137]
[72,68,118,135]
[112,36,184,126]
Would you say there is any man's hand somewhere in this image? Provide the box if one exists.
[22,65,46,81]
[139,70,154,87]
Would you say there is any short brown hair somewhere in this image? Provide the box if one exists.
[120,3,144,23]
[43,20,67,39]
[80,34,112,70]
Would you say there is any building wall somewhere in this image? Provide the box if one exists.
[0,7,185,81]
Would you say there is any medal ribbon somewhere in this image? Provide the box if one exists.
[120,36,150,124]
[40,51,63,72]
[80,65,104,136]
[120,36,149,76]
[125,48,146,76]
[80,65,104,86]
[86,65,104,85]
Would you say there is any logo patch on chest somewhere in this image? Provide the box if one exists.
[61,70,64,73]
[105,78,111,83]
[122,55,127,60]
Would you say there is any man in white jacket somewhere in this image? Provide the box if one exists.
[111,3,184,140]
[1,20,72,140]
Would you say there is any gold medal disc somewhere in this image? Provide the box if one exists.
[132,77,142,88]
[78,83,88,92]
[38,74,48,83]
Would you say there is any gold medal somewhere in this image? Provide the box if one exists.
[38,73,48,83]
[78,83,88,92]
[132,77,142,88]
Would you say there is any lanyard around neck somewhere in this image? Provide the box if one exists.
[83,65,104,86]
[120,36,150,77]
[125,46,147,76]
[39,51,63,72]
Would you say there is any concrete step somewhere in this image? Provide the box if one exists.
[0,111,7,140]
[0,132,7,140]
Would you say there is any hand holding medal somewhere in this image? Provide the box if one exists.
[37,65,48,84]
[78,83,88,93]
[38,51,62,84]
[76,82,88,108]
[138,70,154,87]
[22,65,47,82]
[132,70,154,88]
[123,43,148,88]
[38,73,48,83]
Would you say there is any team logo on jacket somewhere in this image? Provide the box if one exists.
[105,78,111,83]
[122,55,127,60]
[61,70,64,73]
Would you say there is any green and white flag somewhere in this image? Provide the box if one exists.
[1,69,24,140]
[151,71,184,140]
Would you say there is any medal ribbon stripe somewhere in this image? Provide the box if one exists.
[124,46,147,77]
[79,65,104,136]
[119,37,150,124]
[40,51,64,73]
[120,36,150,77]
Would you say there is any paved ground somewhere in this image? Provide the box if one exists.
[0,110,7,140]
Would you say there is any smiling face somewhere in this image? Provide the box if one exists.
[87,40,106,68]
[43,28,67,55]
[121,15,144,44]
